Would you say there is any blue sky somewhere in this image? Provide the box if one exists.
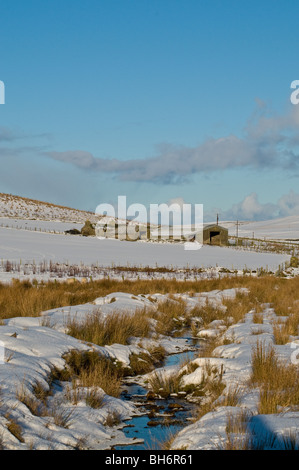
[1,0,299,221]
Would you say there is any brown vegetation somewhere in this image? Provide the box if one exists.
[250,341,299,414]
[66,309,151,346]
[0,275,298,321]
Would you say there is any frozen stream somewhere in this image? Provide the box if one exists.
[114,335,201,450]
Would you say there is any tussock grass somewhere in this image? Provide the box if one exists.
[128,344,167,375]
[191,291,259,333]
[189,301,225,328]
[5,414,24,443]
[272,312,299,345]
[219,385,243,407]
[146,344,167,364]
[104,410,122,427]
[49,366,72,384]
[250,341,279,386]
[148,371,183,398]
[225,409,250,435]
[16,378,78,428]
[252,312,264,324]
[285,311,299,336]
[48,402,74,428]
[65,380,83,406]
[66,308,151,346]
[221,433,251,450]
[193,399,218,421]
[272,322,290,345]
[47,350,122,401]
[18,392,45,417]
[63,350,122,398]
[85,388,104,409]
[148,356,202,399]
[151,298,189,335]
[250,340,299,414]
[128,352,154,375]
[32,380,52,404]
[221,410,252,450]
[17,382,48,417]
[222,292,253,324]
[203,362,225,398]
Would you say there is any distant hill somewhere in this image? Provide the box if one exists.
[2,193,297,241]
[219,217,299,241]
[0,193,100,223]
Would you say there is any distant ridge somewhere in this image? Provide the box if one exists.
[0,193,100,223]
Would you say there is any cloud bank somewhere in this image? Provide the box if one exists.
[219,190,299,221]
[44,104,299,184]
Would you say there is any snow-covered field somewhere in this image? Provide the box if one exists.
[0,227,290,272]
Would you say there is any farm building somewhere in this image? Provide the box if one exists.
[94,217,228,246]
[198,224,228,246]
[142,224,229,245]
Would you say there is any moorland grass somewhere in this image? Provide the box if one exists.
[0,275,299,320]
[250,340,299,414]
[66,308,151,346]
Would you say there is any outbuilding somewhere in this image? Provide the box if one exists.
[200,224,228,246]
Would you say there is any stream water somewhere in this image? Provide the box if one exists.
[114,334,201,450]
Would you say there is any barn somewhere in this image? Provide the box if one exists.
[199,224,228,246]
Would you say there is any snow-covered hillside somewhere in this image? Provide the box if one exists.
[222,216,299,241]
[0,193,99,223]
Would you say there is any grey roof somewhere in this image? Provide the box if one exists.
[203,224,228,231]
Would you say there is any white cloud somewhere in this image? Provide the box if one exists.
[277,190,299,216]
[219,190,299,221]
[225,193,277,220]
[43,103,299,184]
[167,197,186,209]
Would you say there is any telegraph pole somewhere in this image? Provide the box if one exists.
[236,220,239,244]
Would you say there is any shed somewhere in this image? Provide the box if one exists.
[200,224,228,246]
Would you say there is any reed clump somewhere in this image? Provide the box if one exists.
[66,308,151,346]
[250,341,299,414]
